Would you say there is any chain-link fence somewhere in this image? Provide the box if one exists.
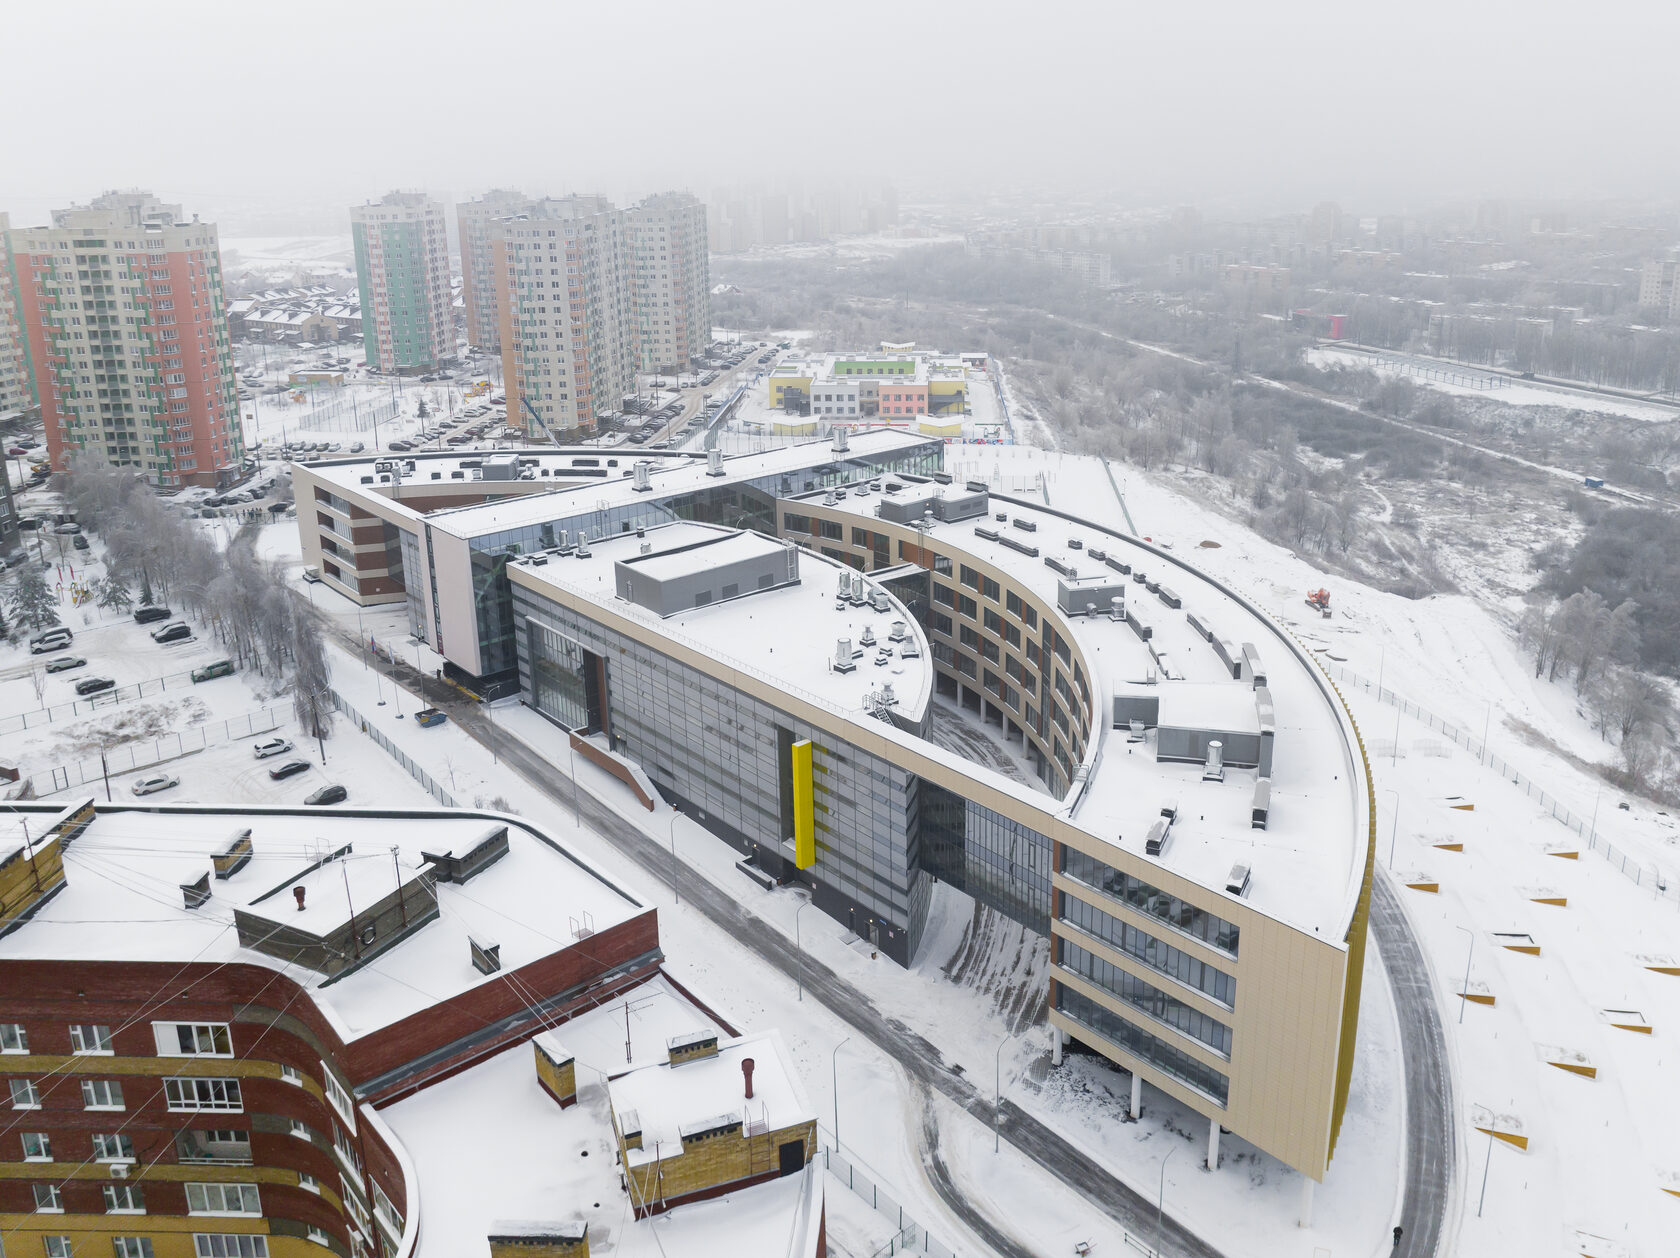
[1326,661,1679,907]
[328,689,458,808]
[817,1127,960,1258]
[1,665,223,735]
[32,707,285,795]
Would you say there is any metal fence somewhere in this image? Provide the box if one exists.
[1325,661,1680,906]
[1,666,215,735]
[33,707,285,796]
[328,689,458,808]
[816,1126,961,1258]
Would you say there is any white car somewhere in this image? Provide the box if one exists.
[131,773,180,796]
[252,737,294,760]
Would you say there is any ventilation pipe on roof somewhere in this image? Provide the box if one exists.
[1203,740,1225,783]
[742,1058,756,1099]
[852,572,867,604]
[882,682,895,706]
[834,638,856,673]
[632,460,652,492]
[871,590,889,613]
[706,448,725,477]
[832,426,850,453]
[293,886,306,912]
[860,625,876,647]
[889,620,907,641]
[1111,595,1126,621]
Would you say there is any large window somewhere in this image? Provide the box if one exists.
[34,1184,62,1212]
[0,1024,26,1053]
[320,1060,356,1131]
[1056,985,1229,1105]
[92,1134,134,1162]
[1058,940,1232,1056]
[102,1184,145,1213]
[186,1183,261,1216]
[81,1079,123,1110]
[11,1079,41,1109]
[164,1077,242,1113]
[194,1236,268,1258]
[154,1023,231,1057]
[112,1240,153,1258]
[22,1132,51,1160]
[70,1024,114,1054]
[1058,891,1235,1006]
[1061,847,1241,956]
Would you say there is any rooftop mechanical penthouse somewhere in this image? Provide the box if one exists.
[504,467,1375,1188]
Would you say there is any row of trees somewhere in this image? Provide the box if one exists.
[5,458,333,741]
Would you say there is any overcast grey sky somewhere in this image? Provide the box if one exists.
[3,0,1674,228]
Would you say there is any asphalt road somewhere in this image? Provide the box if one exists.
[343,636,1226,1258]
[1369,870,1454,1258]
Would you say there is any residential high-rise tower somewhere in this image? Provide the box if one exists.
[350,192,454,374]
[457,188,531,354]
[5,192,242,487]
[627,192,711,374]
[0,212,35,424]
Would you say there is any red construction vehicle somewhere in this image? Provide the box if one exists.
[1306,588,1331,615]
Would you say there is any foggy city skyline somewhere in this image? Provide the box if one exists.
[3,0,1678,230]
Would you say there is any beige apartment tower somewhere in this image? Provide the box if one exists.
[628,191,711,373]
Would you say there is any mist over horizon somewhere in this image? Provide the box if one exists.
[3,0,1676,232]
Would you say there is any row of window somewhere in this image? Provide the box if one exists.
[1057,890,1237,1007]
[30,1181,262,1216]
[1056,984,1230,1105]
[1,1021,231,1058]
[1060,847,1242,956]
[1058,940,1233,1057]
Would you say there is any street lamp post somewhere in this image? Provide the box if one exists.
[831,1036,851,1151]
[795,899,813,1002]
[994,1036,1008,1153]
[668,806,683,905]
[1384,787,1401,868]
[1455,925,1475,1023]
[1155,1146,1178,1258]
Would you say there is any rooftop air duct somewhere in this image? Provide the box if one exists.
[706,448,725,477]
[834,638,856,673]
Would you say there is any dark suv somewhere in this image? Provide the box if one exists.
[133,606,173,625]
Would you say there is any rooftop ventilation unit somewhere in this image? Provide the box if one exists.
[575,541,591,558]
[1251,778,1271,830]
[212,829,253,880]
[1145,818,1171,858]
[871,590,890,613]
[1225,863,1252,897]
[469,936,502,975]
[1127,718,1145,743]
[1203,740,1225,782]
[181,872,211,910]
[899,638,921,658]
[889,620,907,641]
[859,625,876,647]
[996,512,1008,522]
[882,682,896,705]
[1110,595,1126,622]
[832,427,850,453]
[632,460,653,492]
[852,572,868,604]
[824,491,839,506]
[706,448,725,477]
[834,638,856,673]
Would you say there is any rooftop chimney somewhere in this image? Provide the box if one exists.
[742,1057,756,1099]
[706,448,725,477]
[293,886,306,912]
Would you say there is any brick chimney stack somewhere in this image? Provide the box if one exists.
[742,1057,755,1100]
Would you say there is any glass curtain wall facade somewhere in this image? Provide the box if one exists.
[464,443,941,678]
[512,582,928,964]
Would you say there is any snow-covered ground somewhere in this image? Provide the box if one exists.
[1308,344,1680,423]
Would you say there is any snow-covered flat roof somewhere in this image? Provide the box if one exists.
[608,1031,811,1169]
[381,980,823,1258]
[0,806,645,1042]
[295,429,935,539]
[510,523,934,721]
[622,529,785,583]
[793,486,1367,939]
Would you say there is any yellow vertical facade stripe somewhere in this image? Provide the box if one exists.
[792,739,815,869]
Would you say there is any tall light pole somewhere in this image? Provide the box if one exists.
[831,1036,851,1150]
[667,806,683,905]
[1155,1145,1178,1258]
[1384,787,1401,868]
[994,1035,1008,1153]
[795,899,813,1002]
[1455,925,1475,1023]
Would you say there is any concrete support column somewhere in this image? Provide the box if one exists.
[1207,1117,1221,1170]
[1049,1024,1063,1067]
[1129,1070,1142,1120]
[1298,1175,1315,1228]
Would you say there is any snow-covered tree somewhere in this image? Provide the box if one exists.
[7,565,60,632]
[97,574,134,614]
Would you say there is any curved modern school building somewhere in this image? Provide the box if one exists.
[503,451,1375,1185]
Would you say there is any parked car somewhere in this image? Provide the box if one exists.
[30,629,73,654]
[305,784,347,806]
[268,759,310,781]
[45,655,86,674]
[54,522,81,535]
[72,535,89,550]
[190,659,235,683]
[131,773,179,796]
[251,737,294,760]
[151,622,192,644]
[414,708,448,727]
[75,676,116,696]
[301,567,322,584]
